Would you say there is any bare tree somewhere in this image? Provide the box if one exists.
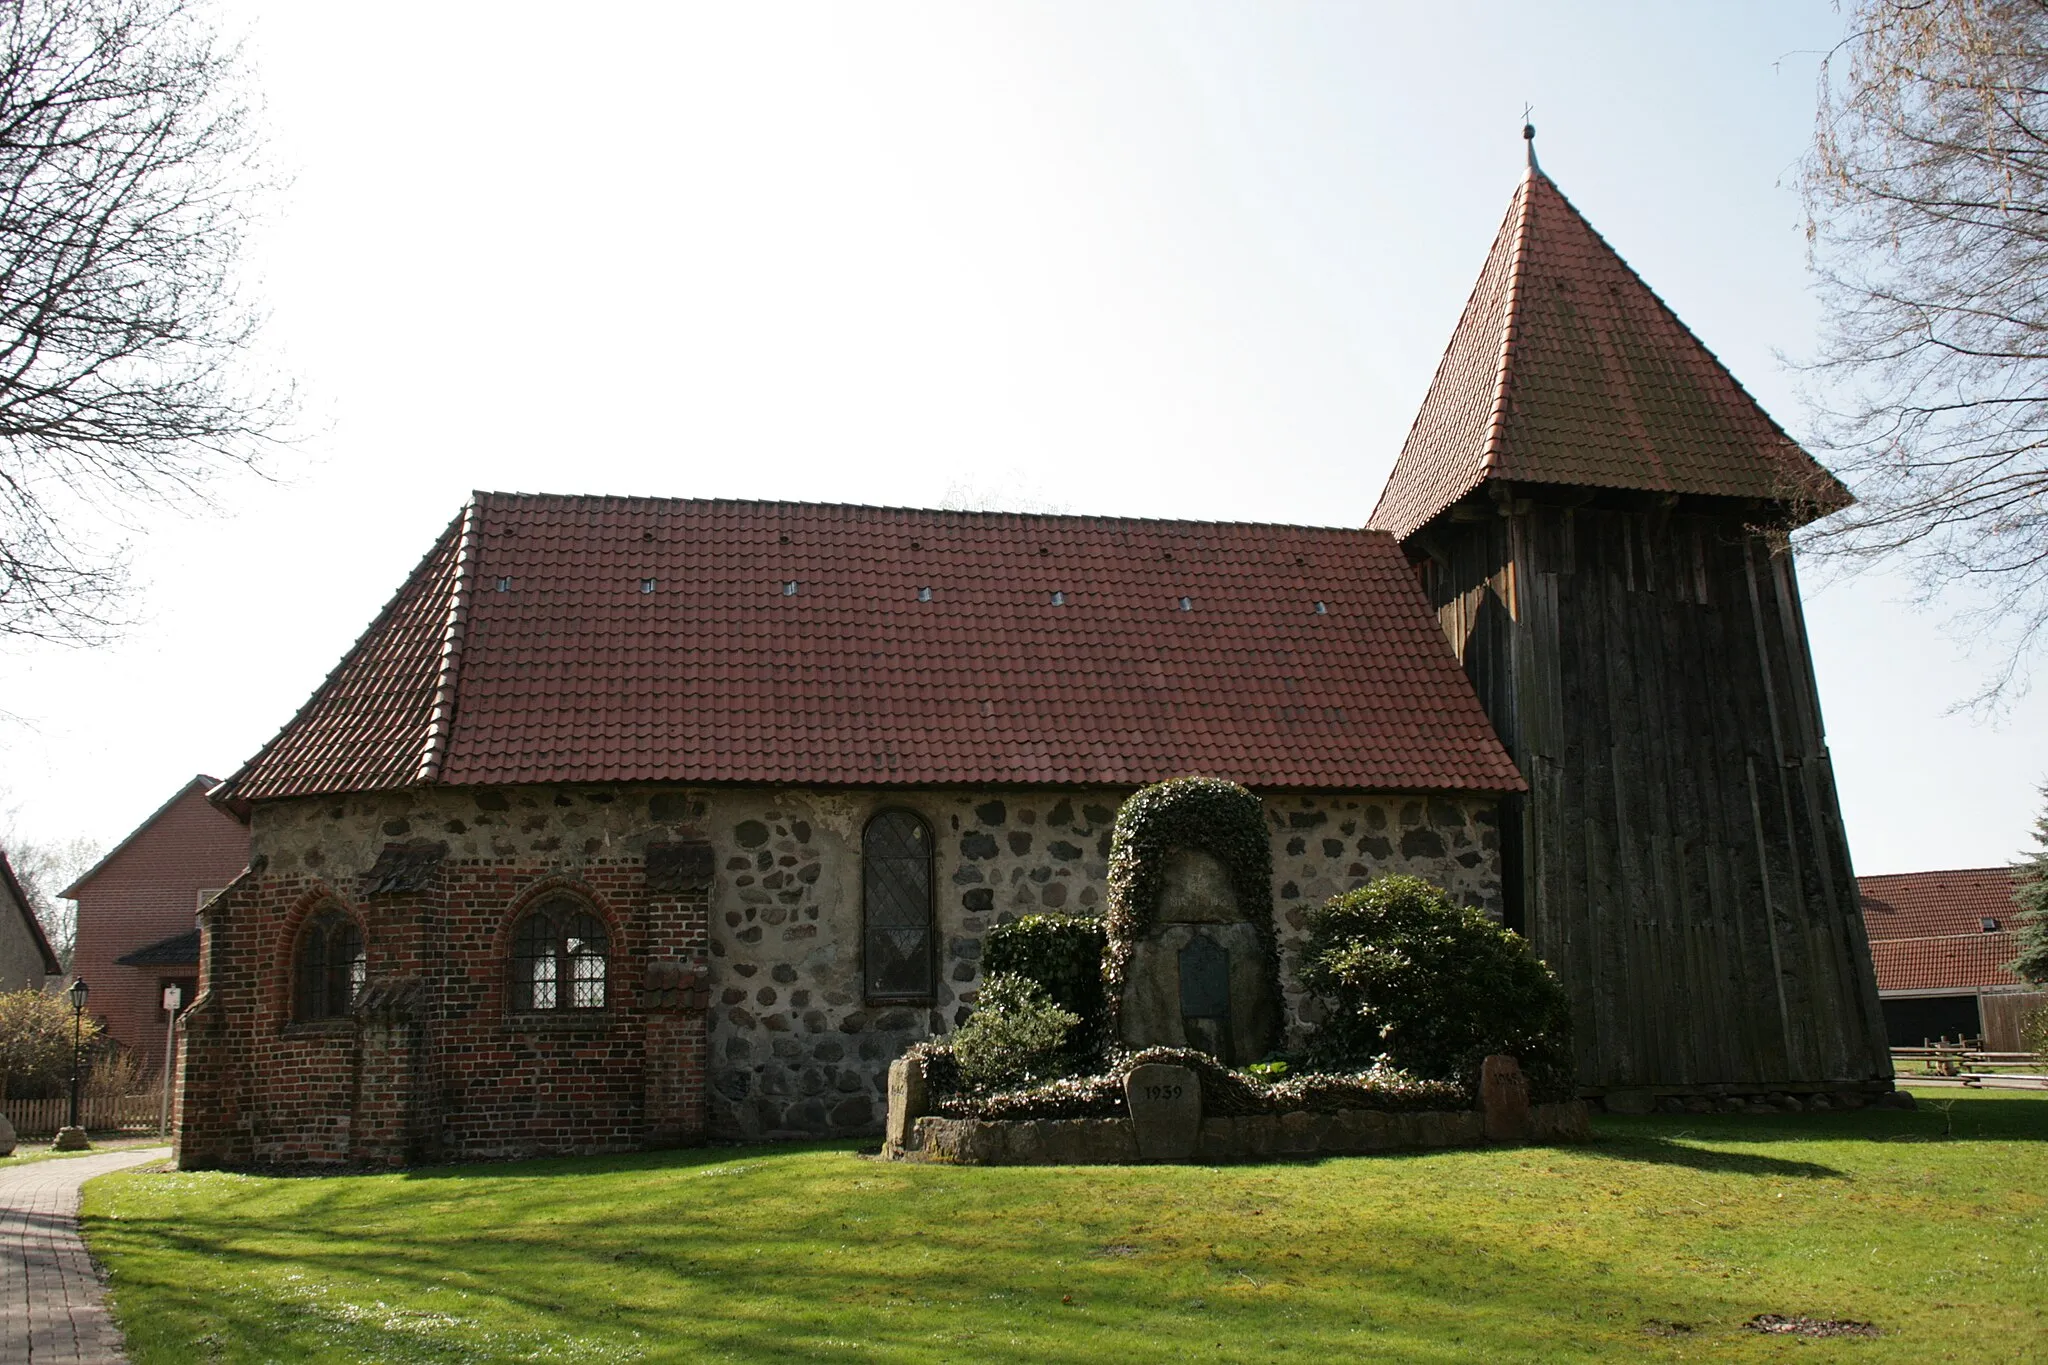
[0,0,284,643]
[1802,1,2048,700]
[1,833,100,968]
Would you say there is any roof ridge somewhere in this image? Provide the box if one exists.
[212,511,469,810]
[59,774,222,899]
[469,492,1396,537]
[1477,170,1537,479]
[1516,172,1817,475]
[417,498,481,784]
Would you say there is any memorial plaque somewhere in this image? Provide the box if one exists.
[1125,1062,1201,1161]
[1178,934,1230,1018]
[1178,933,1232,1059]
[1157,848,1241,923]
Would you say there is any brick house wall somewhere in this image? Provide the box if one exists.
[175,781,1499,1166]
[68,780,251,1073]
[0,853,59,992]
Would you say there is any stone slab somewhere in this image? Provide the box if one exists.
[1126,1064,1201,1160]
[1480,1054,1531,1142]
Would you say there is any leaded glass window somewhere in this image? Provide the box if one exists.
[511,899,610,1012]
[293,910,365,1022]
[863,810,933,1000]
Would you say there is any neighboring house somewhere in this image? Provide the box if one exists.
[1859,868,2044,1050]
[0,848,63,992]
[65,777,251,1075]
[177,153,1890,1170]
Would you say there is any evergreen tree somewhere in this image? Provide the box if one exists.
[2012,786,2048,984]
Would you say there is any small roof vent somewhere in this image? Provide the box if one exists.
[1983,916,2001,932]
[1050,590,1065,606]
[782,580,798,596]
[917,587,932,602]
[639,579,656,595]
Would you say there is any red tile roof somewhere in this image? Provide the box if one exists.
[1859,867,2028,992]
[1859,867,2024,941]
[1368,169,1849,541]
[1867,934,2023,993]
[217,496,1525,802]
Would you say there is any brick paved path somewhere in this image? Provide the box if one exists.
[0,1147,169,1364]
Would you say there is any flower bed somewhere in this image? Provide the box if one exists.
[885,1050,1590,1165]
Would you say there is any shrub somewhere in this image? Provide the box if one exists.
[2020,1003,2048,1057]
[0,987,102,1101]
[924,1045,1469,1121]
[983,914,1107,1050]
[1299,875,1574,1099]
[951,973,1082,1088]
[1103,776,1276,1041]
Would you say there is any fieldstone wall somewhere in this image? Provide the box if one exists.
[207,782,1501,1153]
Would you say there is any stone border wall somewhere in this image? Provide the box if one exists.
[884,1055,1591,1166]
[900,1102,1592,1165]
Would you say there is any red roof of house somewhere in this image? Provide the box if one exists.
[216,496,1525,802]
[1367,168,1849,541]
[1859,867,2023,941]
[1859,867,2027,992]
[1868,933,2023,993]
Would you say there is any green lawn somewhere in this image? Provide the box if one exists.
[82,1087,2045,1363]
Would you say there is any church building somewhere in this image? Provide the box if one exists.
[174,156,1891,1167]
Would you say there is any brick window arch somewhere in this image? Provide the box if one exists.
[293,909,365,1023]
[511,896,610,1011]
[863,809,934,1001]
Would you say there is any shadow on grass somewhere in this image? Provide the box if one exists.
[1577,1136,1844,1179]
[1593,1092,2048,1147]
[90,1161,1774,1365]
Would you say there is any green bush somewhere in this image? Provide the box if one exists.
[2020,1004,2048,1057]
[951,973,1083,1088]
[1299,875,1574,1099]
[983,914,1107,1036]
[1103,776,1276,1042]
[0,987,103,1101]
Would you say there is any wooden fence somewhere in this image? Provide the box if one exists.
[2,1093,162,1139]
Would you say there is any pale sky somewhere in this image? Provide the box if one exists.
[2,1,2043,876]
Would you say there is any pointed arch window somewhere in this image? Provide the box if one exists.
[511,898,610,1011]
[293,910,365,1022]
[863,809,934,1001]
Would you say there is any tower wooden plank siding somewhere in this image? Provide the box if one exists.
[1369,160,1891,1101]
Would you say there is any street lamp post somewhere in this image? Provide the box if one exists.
[56,978,89,1151]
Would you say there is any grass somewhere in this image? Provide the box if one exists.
[81,1086,2045,1363]
[1,1134,169,1166]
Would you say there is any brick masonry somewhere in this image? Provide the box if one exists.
[68,780,249,1073]
[176,783,1499,1165]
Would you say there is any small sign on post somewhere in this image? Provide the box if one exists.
[159,984,183,1139]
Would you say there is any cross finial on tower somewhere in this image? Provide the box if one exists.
[1522,106,1539,173]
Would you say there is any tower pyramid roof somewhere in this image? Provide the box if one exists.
[1367,167,1848,540]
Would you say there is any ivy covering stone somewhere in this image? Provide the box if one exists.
[1103,776,1278,1039]
[912,1041,1466,1122]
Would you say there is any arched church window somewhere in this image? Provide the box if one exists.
[511,898,610,1011]
[293,910,365,1023]
[862,809,934,1001]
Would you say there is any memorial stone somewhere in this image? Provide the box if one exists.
[1124,1062,1201,1161]
[1118,848,1280,1064]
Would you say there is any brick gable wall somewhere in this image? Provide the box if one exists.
[70,783,249,1071]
